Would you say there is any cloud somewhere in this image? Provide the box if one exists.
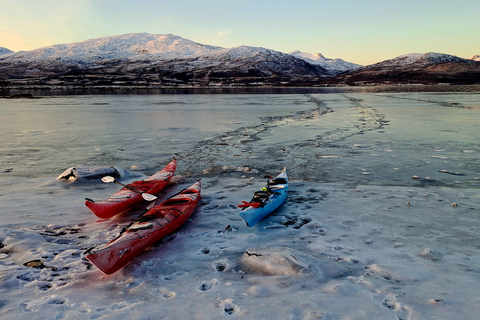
[193,29,232,48]
[217,30,232,37]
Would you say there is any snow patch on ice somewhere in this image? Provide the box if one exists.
[240,247,310,276]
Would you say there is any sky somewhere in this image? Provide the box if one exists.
[0,0,479,65]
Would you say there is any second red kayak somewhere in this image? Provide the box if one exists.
[85,158,177,219]
[86,180,201,274]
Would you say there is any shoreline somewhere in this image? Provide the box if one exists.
[2,84,480,97]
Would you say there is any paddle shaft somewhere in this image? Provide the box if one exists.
[111,180,141,193]
[101,176,157,201]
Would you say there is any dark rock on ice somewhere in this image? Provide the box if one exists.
[23,259,46,269]
[57,166,121,182]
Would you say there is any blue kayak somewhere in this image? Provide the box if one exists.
[238,168,288,227]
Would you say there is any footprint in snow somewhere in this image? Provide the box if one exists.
[213,260,228,272]
[220,299,238,315]
[197,279,219,291]
[160,287,176,298]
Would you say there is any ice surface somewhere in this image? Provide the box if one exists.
[0,90,479,319]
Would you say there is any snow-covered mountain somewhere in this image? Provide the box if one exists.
[0,33,353,85]
[182,46,330,78]
[7,33,222,63]
[326,52,480,85]
[470,54,480,62]
[0,47,13,56]
[0,34,358,75]
[369,52,469,69]
[0,33,224,77]
[289,50,362,73]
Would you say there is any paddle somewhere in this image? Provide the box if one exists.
[264,175,272,188]
[99,199,158,247]
[101,176,157,201]
[165,179,202,200]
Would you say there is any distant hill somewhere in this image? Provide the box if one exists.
[324,52,480,85]
[0,47,13,56]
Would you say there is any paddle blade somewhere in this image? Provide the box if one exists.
[146,201,156,210]
[101,176,115,183]
[238,201,261,208]
[142,193,157,201]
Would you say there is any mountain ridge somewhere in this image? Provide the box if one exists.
[0,33,336,85]
[0,47,14,56]
[1,33,479,86]
[325,52,480,85]
[7,33,223,62]
[289,50,362,73]
[470,54,480,62]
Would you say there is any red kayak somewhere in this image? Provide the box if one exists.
[86,180,201,275]
[85,158,177,219]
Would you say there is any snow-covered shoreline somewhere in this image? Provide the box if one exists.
[4,84,480,98]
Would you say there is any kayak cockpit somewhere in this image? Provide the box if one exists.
[127,222,153,232]
[161,198,191,206]
[270,178,287,185]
